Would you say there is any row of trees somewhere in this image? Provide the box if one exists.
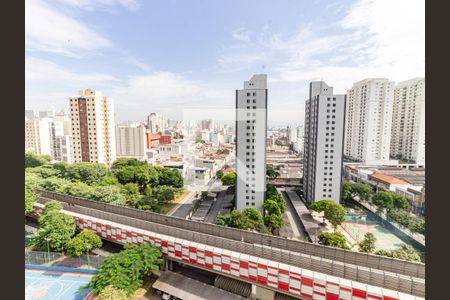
[309,200,347,231]
[215,184,286,235]
[31,201,103,257]
[25,155,184,214]
[342,181,425,235]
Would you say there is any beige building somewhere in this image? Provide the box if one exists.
[25,117,53,156]
[69,89,116,167]
[115,122,147,160]
[390,78,425,165]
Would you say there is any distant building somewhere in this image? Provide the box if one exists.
[201,119,214,131]
[147,113,166,134]
[115,122,147,160]
[345,78,395,164]
[25,117,53,156]
[69,89,116,167]
[50,114,73,163]
[25,110,35,119]
[159,135,172,145]
[236,74,268,213]
[390,78,425,166]
[303,81,346,204]
[146,132,161,149]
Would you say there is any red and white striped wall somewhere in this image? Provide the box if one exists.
[32,204,424,300]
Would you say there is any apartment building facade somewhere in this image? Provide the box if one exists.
[344,78,394,164]
[390,78,425,165]
[115,122,147,160]
[303,81,346,204]
[69,89,116,167]
[235,74,268,213]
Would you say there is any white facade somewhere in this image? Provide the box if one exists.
[236,74,267,213]
[345,78,394,163]
[390,78,425,165]
[69,89,116,167]
[303,81,345,204]
[147,113,166,134]
[50,114,73,163]
[157,144,182,158]
[25,117,53,156]
[115,122,147,160]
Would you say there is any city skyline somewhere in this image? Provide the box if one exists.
[26,0,424,124]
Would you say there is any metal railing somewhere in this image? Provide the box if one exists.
[24,250,105,269]
[37,190,425,279]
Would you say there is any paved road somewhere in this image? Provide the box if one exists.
[204,189,232,224]
[172,179,223,219]
[277,188,309,241]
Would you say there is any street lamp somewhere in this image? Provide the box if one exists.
[44,237,51,264]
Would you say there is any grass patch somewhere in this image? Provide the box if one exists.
[160,189,190,214]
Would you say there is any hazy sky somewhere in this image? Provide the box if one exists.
[26,0,424,126]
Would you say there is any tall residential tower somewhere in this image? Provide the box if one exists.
[69,89,116,167]
[303,81,345,204]
[235,74,268,213]
[344,78,394,163]
[390,78,425,165]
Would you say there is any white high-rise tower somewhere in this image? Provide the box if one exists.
[235,74,268,213]
[303,81,346,204]
[390,78,425,165]
[344,78,394,163]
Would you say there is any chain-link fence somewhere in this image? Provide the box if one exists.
[25,250,105,270]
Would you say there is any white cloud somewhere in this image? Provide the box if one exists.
[26,0,113,57]
[111,72,232,121]
[231,29,252,42]
[124,56,152,71]
[54,0,141,11]
[26,57,118,84]
[218,0,424,94]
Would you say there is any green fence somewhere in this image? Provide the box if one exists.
[25,250,105,270]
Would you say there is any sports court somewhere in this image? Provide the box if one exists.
[345,211,406,250]
[25,268,95,300]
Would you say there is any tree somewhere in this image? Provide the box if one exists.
[58,181,95,199]
[372,191,394,211]
[359,233,376,253]
[96,286,129,300]
[153,186,176,204]
[375,245,422,262]
[309,200,336,224]
[91,186,127,206]
[41,177,71,192]
[216,170,224,179]
[67,230,103,257]
[221,173,237,185]
[111,158,144,171]
[266,167,280,180]
[392,193,410,210]
[318,232,350,250]
[342,182,373,201]
[216,209,268,234]
[264,213,284,233]
[25,152,51,168]
[25,189,37,215]
[66,162,109,184]
[324,202,347,231]
[26,165,62,178]
[32,201,76,252]
[112,165,158,189]
[158,168,183,188]
[84,244,163,295]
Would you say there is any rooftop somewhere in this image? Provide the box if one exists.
[370,173,409,185]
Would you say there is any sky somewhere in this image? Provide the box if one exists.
[25,0,424,127]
